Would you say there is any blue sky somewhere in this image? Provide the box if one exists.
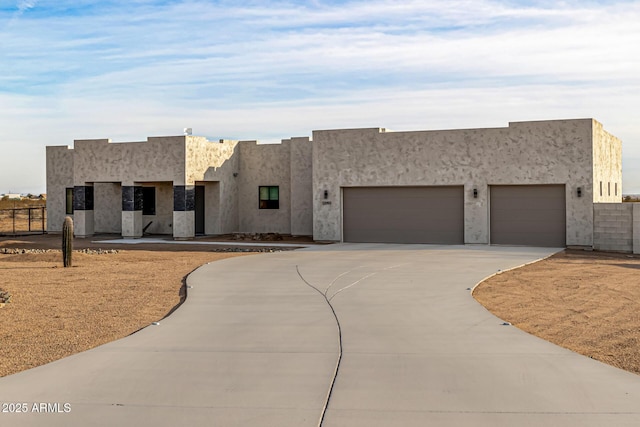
[1,0,639,194]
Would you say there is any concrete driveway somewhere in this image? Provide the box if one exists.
[1,244,639,426]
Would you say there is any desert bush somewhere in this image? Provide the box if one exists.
[0,290,10,304]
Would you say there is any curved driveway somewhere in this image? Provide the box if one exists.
[1,244,640,426]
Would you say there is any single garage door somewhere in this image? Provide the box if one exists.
[490,185,566,247]
[343,186,464,244]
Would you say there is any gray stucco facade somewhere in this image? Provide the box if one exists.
[46,118,623,248]
[47,135,313,239]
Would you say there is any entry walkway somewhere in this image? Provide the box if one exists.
[1,244,639,426]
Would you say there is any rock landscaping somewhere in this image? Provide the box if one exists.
[0,248,119,255]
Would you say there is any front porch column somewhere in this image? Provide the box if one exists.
[173,185,195,240]
[73,184,94,237]
[122,184,143,238]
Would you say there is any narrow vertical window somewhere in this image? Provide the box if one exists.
[608,182,611,196]
[600,181,603,197]
[615,183,618,196]
[65,188,74,214]
[259,186,279,209]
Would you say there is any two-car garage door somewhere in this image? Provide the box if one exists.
[342,185,566,247]
[343,186,464,244]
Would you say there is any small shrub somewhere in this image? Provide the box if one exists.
[0,290,10,304]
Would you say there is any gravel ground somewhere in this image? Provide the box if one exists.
[474,249,640,375]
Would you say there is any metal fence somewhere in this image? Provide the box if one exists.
[0,206,47,235]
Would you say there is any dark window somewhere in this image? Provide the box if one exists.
[65,188,74,214]
[142,187,156,215]
[608,182,611,196]
[615,183,618,196]
[600,181,603,197]
[259,186,279,209]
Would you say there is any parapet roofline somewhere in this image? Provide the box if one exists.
[313,118,598,135]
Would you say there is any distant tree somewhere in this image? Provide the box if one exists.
[623,195,632,202]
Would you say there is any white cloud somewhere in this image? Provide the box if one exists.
[1,0,640,193]
[17,0,37,12]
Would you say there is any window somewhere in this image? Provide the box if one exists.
[600,181,603,197]
[65,188,74,214]
[259,186,279,209]
[142,187,156,215]
[615,183,618,196]
[608,182,611,196]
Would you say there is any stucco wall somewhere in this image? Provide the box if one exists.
[46,146,74,232]
[593,203,636,252]
[54,137,189,237]
[187,137,239,234]
[237,140,291,234]
[289,137,313,235]
[312,119,597,245]
[47,136,188,237]
[93,182,121,233]
[199,181,220,235]
[593,120,623,203]
[73,137,187,185]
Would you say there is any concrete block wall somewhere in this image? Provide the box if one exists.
[593,203,638,253]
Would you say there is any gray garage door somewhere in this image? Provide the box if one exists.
[342,186,464,244]
[490,185,566,247]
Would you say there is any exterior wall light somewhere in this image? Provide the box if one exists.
[233,172,238,177]
[324,190,329,199]
[577,187,582,197]
[473,188,478,199]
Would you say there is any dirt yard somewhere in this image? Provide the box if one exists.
[0,234,308,377]
[474,249,640,375]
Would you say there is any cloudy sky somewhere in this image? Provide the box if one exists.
[1,0,639,194]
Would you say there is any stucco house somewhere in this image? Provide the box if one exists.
[47,118,633,250]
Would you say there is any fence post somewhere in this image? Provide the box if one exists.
[28,208,32,232]
[12,208,15,235]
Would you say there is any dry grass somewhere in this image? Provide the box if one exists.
[474,250,640,375]
[0,249,253,377]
